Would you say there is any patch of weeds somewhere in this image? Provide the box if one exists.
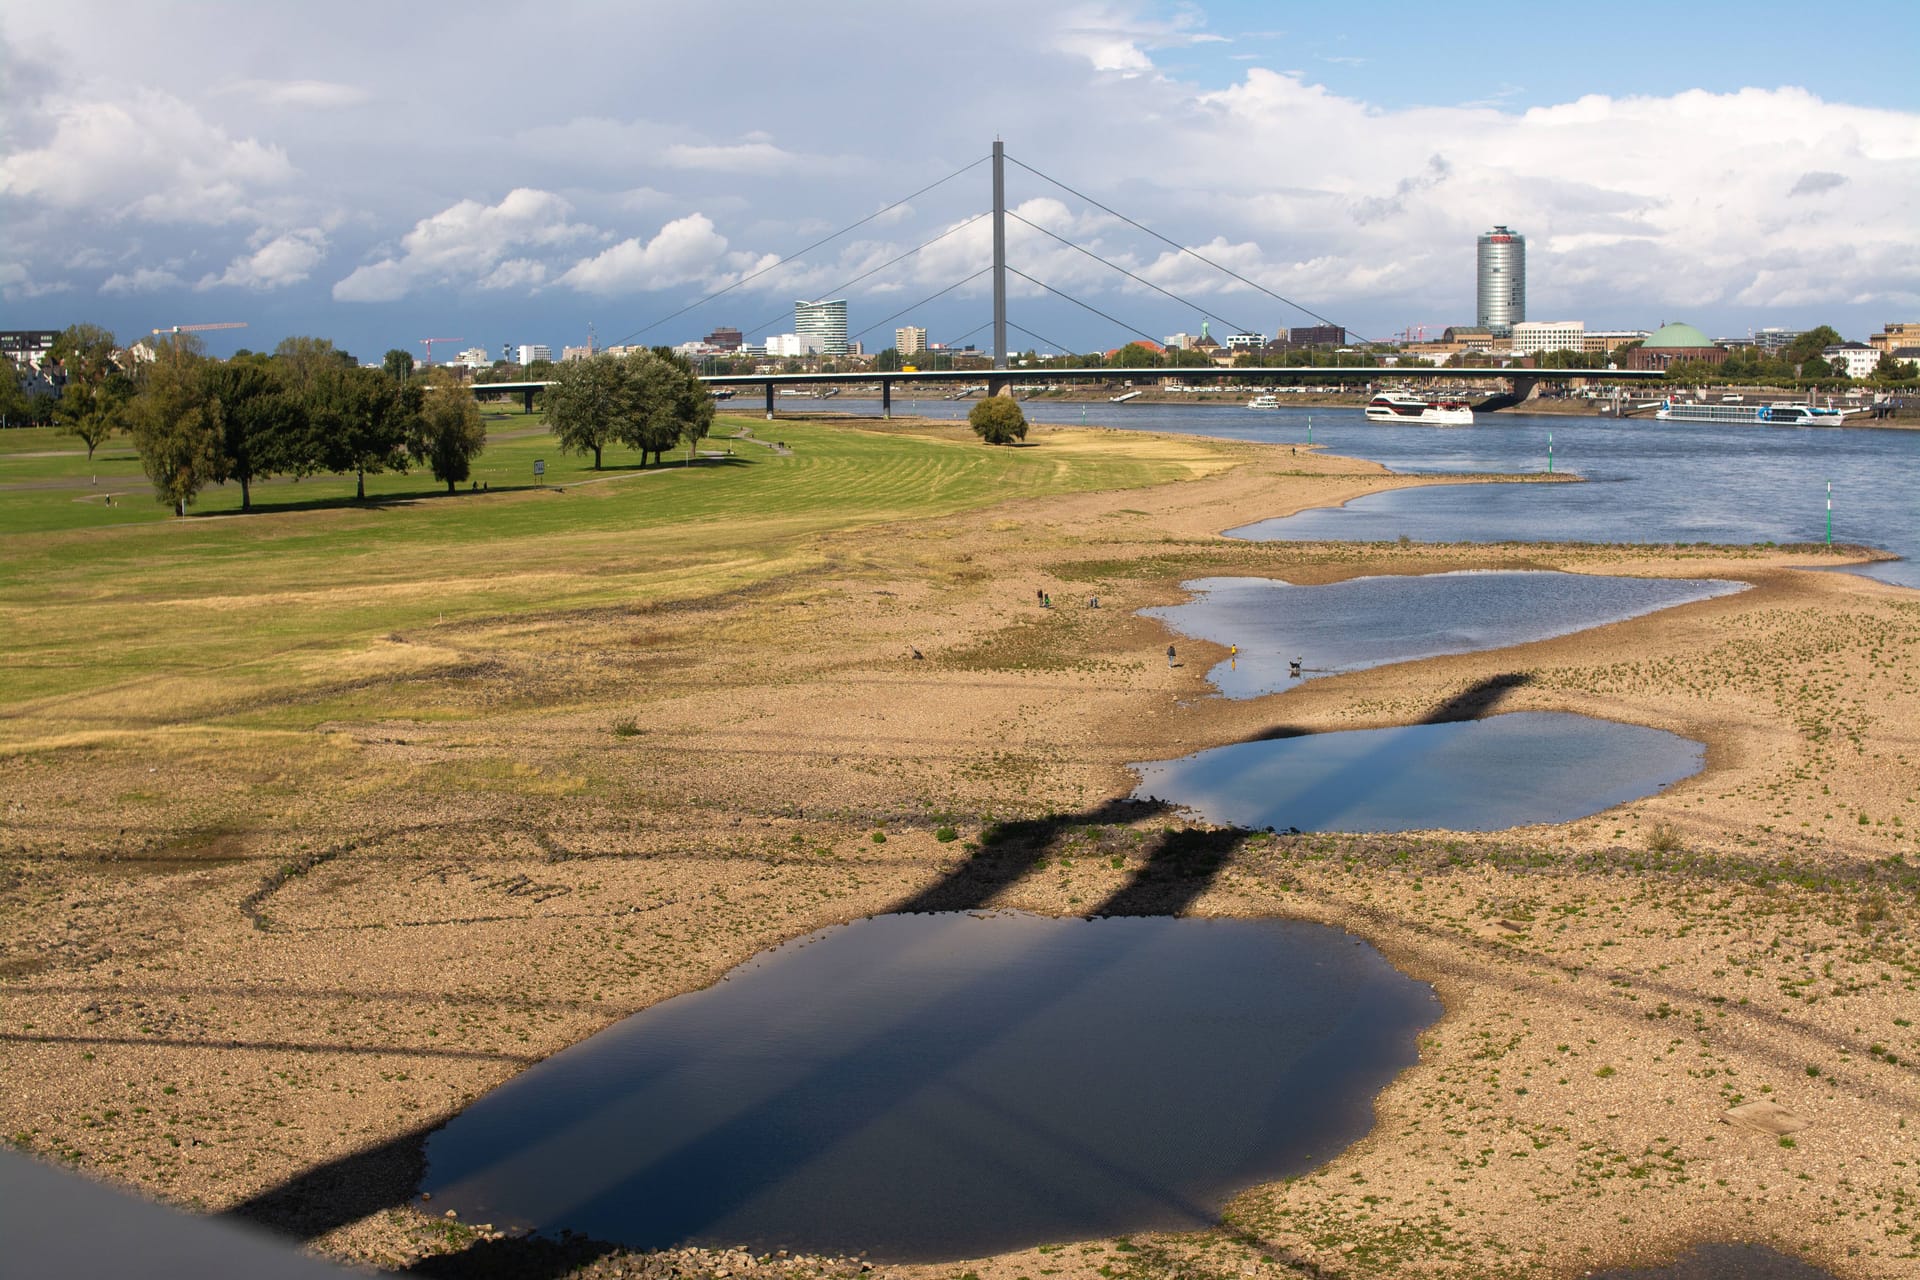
[611,719,643,738]
[935,826,959,843]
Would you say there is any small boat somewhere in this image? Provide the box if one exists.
[1365,390,1473,425]
[1245,392,1281,410]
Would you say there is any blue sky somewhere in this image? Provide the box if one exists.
[3,2,1915,363]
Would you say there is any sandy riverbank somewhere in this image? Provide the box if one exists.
[1,420,1915,1279]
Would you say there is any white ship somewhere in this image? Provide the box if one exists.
[1364,390,1474,425]
[1245,392,1282,410]
[1653,398,1865,426]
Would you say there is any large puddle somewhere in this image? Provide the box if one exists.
[420,911,1439,1261]
[1146,571,1743,698]
[1132,711,1702,833]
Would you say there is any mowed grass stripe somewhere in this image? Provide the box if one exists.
[0,417,1235,724]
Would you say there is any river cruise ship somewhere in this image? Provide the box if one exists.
[1365,390,1474,426]
[1245,392,1282,410]
[1653,398,1866,426]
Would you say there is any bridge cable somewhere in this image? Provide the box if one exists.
[1005,320,1076,357]
[849,268,994,346]
[1004,267,1164,350]
[611,153,990,348]
[1004,209,1255,338]
[1004,152,1373,345]
[738,213,992,349]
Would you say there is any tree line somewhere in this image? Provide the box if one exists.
[12,326,718,515]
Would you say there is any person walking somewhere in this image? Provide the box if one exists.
[1166,644,1176,668]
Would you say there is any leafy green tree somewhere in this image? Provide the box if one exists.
[49,323,134,459]
[309,365,419,499]
[198,359,305,511]
[273,336,354,399]
[413,369,488,491]
[1163,346,1213,368]
[619,348,714,466]
[1797,354,1832,380]
[128,336,224,516]
[545,354,630,469]
[968,394,1027,445]
[872,347,903,372]
[383,348,417,383]
[1108,342,1161,369]
[1,360,41,427]
[1783,326,1843,369]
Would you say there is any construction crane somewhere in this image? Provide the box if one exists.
[150,321,248,336]
[419,337,463,366]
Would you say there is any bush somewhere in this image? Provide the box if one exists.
[968,394,1028,445]
[935,826,959,843]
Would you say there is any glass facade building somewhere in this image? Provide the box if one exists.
[1476,226,1526,336]
[796,299,849,357]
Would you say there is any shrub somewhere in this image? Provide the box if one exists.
[1645,822,1682,853]
[935,826,959,843]
[611,719,642,737]
[968,394,1028,445]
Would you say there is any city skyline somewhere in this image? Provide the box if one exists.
[2,1,1916,362]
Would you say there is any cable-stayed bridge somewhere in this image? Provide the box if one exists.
[482,141,1661,415]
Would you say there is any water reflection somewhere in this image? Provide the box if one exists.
[1146,571,1744,699]
[1132,712,1702,833]
[421,912,1438,1262]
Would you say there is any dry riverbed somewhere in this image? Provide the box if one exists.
[2,424,1916,1278]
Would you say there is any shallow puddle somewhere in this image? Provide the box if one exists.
[421,911,1438,1261]
[1145,571,1743,698]
[1131,711,1701,833]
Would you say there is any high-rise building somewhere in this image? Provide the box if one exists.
[795,299,849,356]
[1289,325,1345,347]
[1510,321,1584,355]
[517,344,552,365]
[702,327,744,351]
[1476,226,1526,336]
[895,325,928,357]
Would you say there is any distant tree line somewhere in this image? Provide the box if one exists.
[21,324,488,515]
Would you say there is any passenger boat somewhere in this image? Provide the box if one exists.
[1653,398,1866,426]
[1245,392,1282,410]
[1364,390,1473,425]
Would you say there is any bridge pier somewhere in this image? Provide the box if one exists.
[764,381,775,421]
[986,374,1010,399]
[522,387,535,414]
[881,379,892,419]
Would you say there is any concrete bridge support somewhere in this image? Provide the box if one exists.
[881,379,892,419]
[764,381,775,420]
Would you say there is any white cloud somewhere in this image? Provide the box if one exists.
[101,266,185,294]
[556,214,735,295]
[0,89,294,224]
[217,78,372,109]
[198,227,328,290]
[332,189,596,301]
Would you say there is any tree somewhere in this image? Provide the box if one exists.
[383,348,417,383]
[199,359,305,511]
[48,323,134,459]
[309,364,419,499]
[1109,342,1161,369]
[545,354,630,469]
[969,394,1027,445]
[273,336,354,399]
[413,369,488,491]
[127,336,223,516]
[1783,326,1843,370]
[620,349,714,466]
[872,347,903,372]
[1,360,40,428]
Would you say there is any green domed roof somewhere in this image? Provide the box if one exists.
[1646,321,1712,349]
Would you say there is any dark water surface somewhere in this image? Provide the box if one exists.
[1131,711,1702,832]
[420,911,1439,1261]
[805,399,1918,587]
[1145,571,1744,698]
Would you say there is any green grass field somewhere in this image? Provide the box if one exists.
[0,412,1234,732]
